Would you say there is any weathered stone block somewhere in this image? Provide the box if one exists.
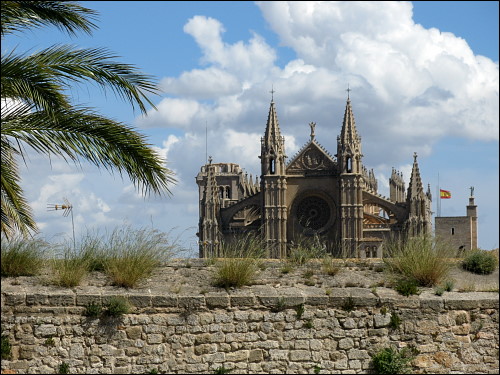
[249,349,264,362]
[347,349,370,360]
[178,295,204,309]
[289,350,311,361]
[226,350,249,362]
[230,294,255,307]
[26,293,49,305]
[3,292,26,306]
[205,293,229,308]
[76,294,101,306]
[338,337,354,350]
[127,294,151,308]
[373,313,391,328]
[151,295,177,307]
[34,324,57,337]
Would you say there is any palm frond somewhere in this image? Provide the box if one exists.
[1,137,37,238]
[1,0,97,36]
[2,107,176,196]
[2,50,70,115]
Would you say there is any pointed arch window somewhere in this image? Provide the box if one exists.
[270,158,276,174]
[346,157,352,173]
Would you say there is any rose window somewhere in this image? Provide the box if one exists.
[296,196,330,230]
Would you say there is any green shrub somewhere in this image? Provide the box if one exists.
[58,362,70,374]
[304,319,314,329]
[44,337,56,347]
[342,296,355,312]
[462,250,497,275]
[104,226,177,288]
[383,235,455,287]
[394,278,420,296]
[104,296,131,317]
[434,287,445,296]
[214,365,231,374]
[271,297,286,313]
[295,304,305,319]
[444,279,455,292]
[280,264,293,274]
[1,237,46,277]
[1,335,11,360]
[389,312,402,330]
[371,346,414,374]
[84,302,103,318]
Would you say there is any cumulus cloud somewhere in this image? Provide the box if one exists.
[160,67,241,99]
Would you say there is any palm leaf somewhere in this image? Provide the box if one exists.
[1,0,97,36]
[2,107,176,196]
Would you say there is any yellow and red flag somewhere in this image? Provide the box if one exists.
[440,189,451,199]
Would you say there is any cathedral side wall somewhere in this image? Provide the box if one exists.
[1,284,498,374]
[435,216,473,250]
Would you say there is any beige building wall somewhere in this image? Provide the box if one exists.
[435,216,473,250]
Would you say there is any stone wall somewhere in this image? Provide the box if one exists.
[1,285,498,374]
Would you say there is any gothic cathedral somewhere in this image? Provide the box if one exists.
[196,96,433,258]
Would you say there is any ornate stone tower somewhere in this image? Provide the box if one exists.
[336,98,364,256]
[405,153,432,236]
[260,98,287,258]
[390,168,406,203]
[466,190,478,250]
[198,158,222,258]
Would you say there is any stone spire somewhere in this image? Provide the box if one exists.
[264,101,284,151]
[337,98,362,174]
[407,152,425,202]
[340,98,361,150]
[199,160,222,257]
[337,96,364,256]
[405,152,432,237]
[261,98,286,176]
[260,97,287,258]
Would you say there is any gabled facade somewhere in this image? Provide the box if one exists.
[196,97,432,258]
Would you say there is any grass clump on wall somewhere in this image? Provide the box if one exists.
[383,235,455,287]
[1,236,46,277]
[212,233,265,289]
[104,226,176,288]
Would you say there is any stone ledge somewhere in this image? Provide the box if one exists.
[2,289,498,311]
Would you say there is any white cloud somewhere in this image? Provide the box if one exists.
[160,67,241,99]
[183,15,278,82]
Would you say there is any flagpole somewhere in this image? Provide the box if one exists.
[437,172,440,217]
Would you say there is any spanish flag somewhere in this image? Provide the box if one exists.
[440,189,451,199]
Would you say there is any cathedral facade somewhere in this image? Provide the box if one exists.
[196,97,433,258]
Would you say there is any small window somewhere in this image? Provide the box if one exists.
[270,159,275,174]
[346,157,352,173]
[451,227,455,235]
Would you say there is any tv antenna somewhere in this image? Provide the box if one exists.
[47,197,75,249]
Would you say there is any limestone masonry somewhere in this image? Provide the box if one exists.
[1,263,498,374]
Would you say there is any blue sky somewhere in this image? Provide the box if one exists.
[3,1,499,254]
